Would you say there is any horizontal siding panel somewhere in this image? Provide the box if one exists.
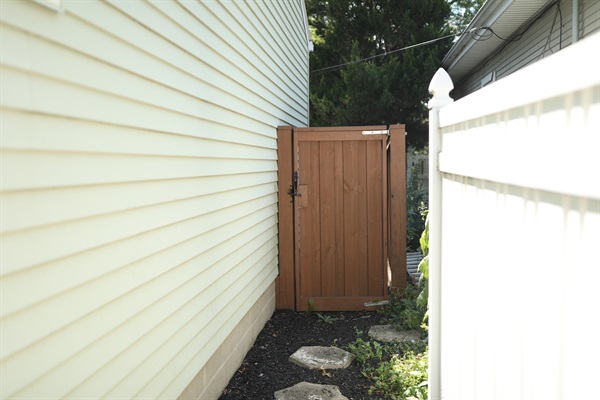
[153,1,307,124]
[104,261,276,398]
[2,184,276,275]
[103,0,303,128]
[2,210,277,361]
[238,1,307,97]
[0,1,305,131]
[276,1,309,70]
[117,243,278,399]
[1,0,308,397]
[193,1,306,111]
[582,0,600,36]
[4,224,278,398]
[1,171,276,234]
[0,67,274,147]
[1,147,277,191]
[157,268,278,398]
[106,0,306,128]
[1,196,277,318]
[0,109,276,161]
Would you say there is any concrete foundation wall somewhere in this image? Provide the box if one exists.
[179,282,276,400]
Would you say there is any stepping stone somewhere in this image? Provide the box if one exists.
[368,325,421,343]
[274,382,348,400]
[289,346,352,369]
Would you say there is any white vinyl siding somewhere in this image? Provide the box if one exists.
[581,0,600,36]
[0,0,308,398]
[459,0,599,96]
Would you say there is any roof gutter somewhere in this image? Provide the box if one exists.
[443,0,515,71]
[442,0,558,86]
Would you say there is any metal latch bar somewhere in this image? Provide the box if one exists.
[362,130,389,135]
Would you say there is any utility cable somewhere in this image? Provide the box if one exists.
[310,31,463,75]
[311,0,560,76]
[310,26,521,75]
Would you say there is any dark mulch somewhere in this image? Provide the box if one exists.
[219,309,389,400]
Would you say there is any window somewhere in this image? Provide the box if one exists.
[480,70,496,88]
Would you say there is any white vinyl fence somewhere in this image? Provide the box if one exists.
[428,33,600,400]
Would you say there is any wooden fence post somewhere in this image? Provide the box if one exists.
[276,126,295,310]
[388,124,407,291]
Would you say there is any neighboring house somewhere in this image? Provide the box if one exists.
[0,1,309,399]
[428,0,599,399]
[444,0,599,98]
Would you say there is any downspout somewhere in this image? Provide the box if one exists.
[427,68,454,400]
[572,0,579,44]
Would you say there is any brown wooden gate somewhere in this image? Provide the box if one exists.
[276,125,406,311]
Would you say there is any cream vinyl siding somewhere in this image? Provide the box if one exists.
[0,0,308,399]
[459,0,599,96]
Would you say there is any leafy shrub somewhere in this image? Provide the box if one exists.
[343,331,428,399]
[345,330,384,377]
[380,282,427,333]
[370,350,429,400]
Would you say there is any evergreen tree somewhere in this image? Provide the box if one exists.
[308,0,455,148]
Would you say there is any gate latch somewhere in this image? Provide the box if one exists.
[362,129,389,135]
[288,171,301,202]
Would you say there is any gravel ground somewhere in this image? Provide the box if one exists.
[219,309,390,400]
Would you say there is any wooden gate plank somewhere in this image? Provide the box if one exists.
[319,141,337,297]
[357,140,369,296]
[343,140,360,297]
[298,141,318,300]
[309,141,322,297]
[333,141,345,296]
[367,140,384,296]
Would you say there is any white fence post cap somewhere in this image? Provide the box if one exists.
[428,68,454,109]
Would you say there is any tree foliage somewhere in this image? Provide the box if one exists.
[308,0,453,148]
[307,0,484,148]
[447,0,486,32]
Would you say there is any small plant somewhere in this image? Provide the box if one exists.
[345,330,383,365]
[307,297,317,313]
[369,350,429,400]
[316,313,337,324]
[380,283,426,333]
[307,299,338,324]
[417,209,429,327]
[343,330,428,399]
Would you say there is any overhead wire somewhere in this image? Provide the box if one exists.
[310,26,521,75]
[310,31,463,75]
[448,0,561,82]
[311,0,562,76]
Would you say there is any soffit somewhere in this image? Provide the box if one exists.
[442,0,554,84]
